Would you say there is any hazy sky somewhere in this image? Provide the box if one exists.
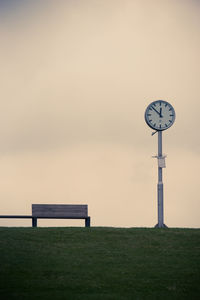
[0,0,199,227]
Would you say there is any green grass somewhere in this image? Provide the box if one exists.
[0,227,200,300]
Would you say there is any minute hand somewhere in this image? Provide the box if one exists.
[151,106,160,116]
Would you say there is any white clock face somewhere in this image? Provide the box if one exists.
[145,100,175,131]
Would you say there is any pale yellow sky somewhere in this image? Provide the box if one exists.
[0,0,199,227]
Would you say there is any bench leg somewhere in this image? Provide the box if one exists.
[32,217,37,227]
[85,217,90,227]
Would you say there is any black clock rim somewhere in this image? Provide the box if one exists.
[144,100,176,131]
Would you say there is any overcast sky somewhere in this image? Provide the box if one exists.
[0,0,199,227]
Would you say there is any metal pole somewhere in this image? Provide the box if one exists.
[155,131,167,228]
[158,131,164,227]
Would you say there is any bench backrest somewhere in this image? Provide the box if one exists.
[32,204,88,218]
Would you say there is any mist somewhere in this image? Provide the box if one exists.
[0,0,199,227]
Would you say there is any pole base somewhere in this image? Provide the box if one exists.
[154,223,168,228]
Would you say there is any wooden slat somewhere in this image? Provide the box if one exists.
[32,204,88,217]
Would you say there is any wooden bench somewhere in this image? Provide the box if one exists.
[32,204,90,227]
[0,204,91,227]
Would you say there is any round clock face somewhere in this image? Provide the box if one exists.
[145,100,175,131]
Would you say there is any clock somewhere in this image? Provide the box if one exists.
[145,100,175,131]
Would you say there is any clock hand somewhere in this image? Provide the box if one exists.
[160,108,163,118]
[151,106,160,115]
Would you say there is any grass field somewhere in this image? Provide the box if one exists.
[0,227,200,300]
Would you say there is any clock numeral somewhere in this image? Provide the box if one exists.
[153,123,156,127]
[169,107,172,111]
[170,114,174,117]
[159,124,162,129]
[169,120,172,123]
[147,114,151,116]
[149,120,152,122]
